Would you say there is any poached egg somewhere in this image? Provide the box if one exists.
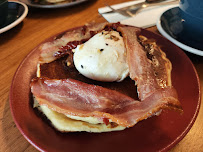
[73,30,129,82]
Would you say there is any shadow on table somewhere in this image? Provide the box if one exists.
[0,22,23,47]
[185,51,203,64]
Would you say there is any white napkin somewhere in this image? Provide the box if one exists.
[98,0,178,28]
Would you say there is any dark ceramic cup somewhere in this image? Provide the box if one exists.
[179,0,203,41]
[0,0,8,27]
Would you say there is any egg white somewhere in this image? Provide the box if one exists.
[73,30,129,82]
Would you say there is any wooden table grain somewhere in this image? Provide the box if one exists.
[0,0,202,151]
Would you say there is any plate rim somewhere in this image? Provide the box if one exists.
[0,1,28,34]
[156,6,203,56]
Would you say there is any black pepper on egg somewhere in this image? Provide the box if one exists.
[81,65,84,68]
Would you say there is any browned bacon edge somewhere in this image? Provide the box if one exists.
[31,77,182,127]
[38,22,124,64]
[117,26,174,101]
[38,22,109,63]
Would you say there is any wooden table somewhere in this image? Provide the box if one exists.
[0,0,202,151]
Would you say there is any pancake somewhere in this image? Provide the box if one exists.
[33,97,125,132]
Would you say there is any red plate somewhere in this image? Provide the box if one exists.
[9,27,201,152]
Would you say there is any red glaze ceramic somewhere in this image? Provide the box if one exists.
[9,27,201,152]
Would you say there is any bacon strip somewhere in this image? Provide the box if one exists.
[118,26,173,101]
[39,22,108,63]
[31,77,182,127]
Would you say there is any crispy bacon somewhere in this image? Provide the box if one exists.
[118,26,173,101]
[31,77,181,127]
[39,22,108,63]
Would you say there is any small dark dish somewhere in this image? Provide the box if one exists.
[0,1,28,34]
[157,6,203,56]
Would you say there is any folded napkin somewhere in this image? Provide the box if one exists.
[98,0,178,28]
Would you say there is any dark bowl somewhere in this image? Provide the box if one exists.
[0,0,8,26]
[180,9,203,42]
